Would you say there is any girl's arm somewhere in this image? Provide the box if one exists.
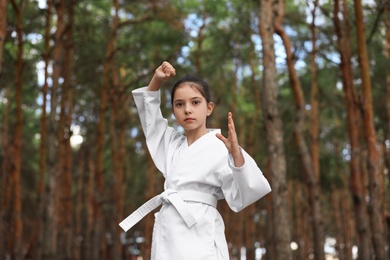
[217,112,271,211]
[220,150,271,212]
[131,61,178,176]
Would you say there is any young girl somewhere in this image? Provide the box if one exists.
[120,61,271,259]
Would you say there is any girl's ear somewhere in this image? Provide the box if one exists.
[207,102,214,116]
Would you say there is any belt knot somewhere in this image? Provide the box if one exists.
[160,188,177,203]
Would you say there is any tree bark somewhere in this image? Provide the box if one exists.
[340,176,354,260]
[10,1,25,259]
[141,151,158,260]
[109,73,120,259]
[94,0,119,257]
[264,165,275,260]
[258,0,292,259]
[385,3,390,258]
[245,60,260,260]
[237,112,246,257]
[331,186,343,259]
[309,0,320,183]
[353,0,386,258]
[86,155,96,260]
[248,34,269,260]
[57,1,75,258]
[109,66,128,258]
[42,0,65,258]
[0,85,12,259]
[0,10,9,248]
[333,140,354,260]
[73,150,85,260]
[35,2,52,259]
[0,0,8,75]
[116,80,128,258]
[333,0,372,258]
[273,1,325,258]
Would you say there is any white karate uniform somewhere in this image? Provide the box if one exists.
[120,87,271,260]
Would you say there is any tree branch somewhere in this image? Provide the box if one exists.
[367,2,386,44]
[117,13,154,29]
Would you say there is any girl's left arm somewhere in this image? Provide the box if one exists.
[217,112,271,211]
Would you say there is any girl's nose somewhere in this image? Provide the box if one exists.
[185,105,192,114]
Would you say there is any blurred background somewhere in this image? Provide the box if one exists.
[0,0,389,259]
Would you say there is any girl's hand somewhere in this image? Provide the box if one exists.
[155,61,176,81]
[216,112,245,167]
[147,61,176,91]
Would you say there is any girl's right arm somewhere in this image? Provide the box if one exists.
[131,61,178,175]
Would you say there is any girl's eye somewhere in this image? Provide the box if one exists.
[175,102,183,107]
[193,100,201,105]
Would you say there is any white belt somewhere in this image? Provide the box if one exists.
[119,189,217,232]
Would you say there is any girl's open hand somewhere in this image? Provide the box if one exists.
[216,112,245,167]
[155,61,176,81]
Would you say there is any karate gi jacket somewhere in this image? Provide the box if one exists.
[120,87,271,260]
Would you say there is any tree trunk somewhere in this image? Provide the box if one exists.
[1,85,12,259]
[237,112,246,257]
[331,186,343,259]
[258,0,292,259]
[109,77,120,260]
[43,0,65,258]
[340,175,354,260]
[273,1,325,258]
[353,0,386,258]
[109,66,128,259]
[248,35,269,260]
[309,2,324,256]
[385,3,390,258]
[309,0,320,183]
[264,165,275,260]
[245,82,258,260]
[116,84,128,258]
[35,2,51,259]
[292,179,310,259]
[0,0,8,74]
[94,0,119,257]
[73,150,85,260]
[57,1,75,258]
[84,154,95,260]
[334,184,355,260]
[10,1,24,259]
[244,204,256,259]
[142,151,158,260]
[333,0,372,258]
[332,141,354,260]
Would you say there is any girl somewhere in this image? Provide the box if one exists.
[120,61,271,259]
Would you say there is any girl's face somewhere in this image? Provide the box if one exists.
[172,84,214,134]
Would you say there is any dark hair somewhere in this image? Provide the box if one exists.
[171,75,211,106]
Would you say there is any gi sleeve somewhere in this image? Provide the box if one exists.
[132,87,180,176]
[219,148,271,212]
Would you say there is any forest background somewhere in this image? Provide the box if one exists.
[0,0,389,259]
